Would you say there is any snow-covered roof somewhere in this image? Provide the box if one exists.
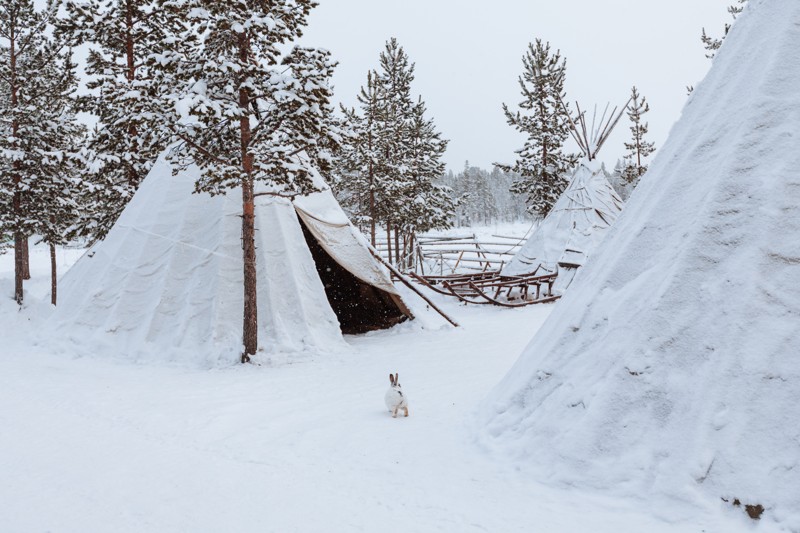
[480,0,800,525]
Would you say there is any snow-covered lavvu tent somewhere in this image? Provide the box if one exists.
[50,151,412,366]
[503,159,623,293]
[480,0,800,528]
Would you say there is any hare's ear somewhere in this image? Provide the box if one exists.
[395,373,399,384]
[389,373,395,385]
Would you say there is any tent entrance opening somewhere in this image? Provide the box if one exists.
[298,217,408,334]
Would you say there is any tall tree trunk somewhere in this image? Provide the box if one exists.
[241,181,257,362]
[369,162,376,246]
[238,33,258,363]
[386,224,393,265]
[402,232,407,270]
[21,237,30,280]
[125,0,139,188]
[409,233,415,271]
[14,231,24,305]
[50,242,57,306]
[9,21,23,304]
[635,125,642,177]
[395,226,401,270]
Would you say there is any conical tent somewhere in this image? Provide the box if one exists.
[51,151,412,366]
[481,0,800,524]
[503,160,623,293]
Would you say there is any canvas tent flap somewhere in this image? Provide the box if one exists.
[294,191,400,296]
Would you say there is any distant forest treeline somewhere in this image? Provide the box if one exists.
[431,160,636,230]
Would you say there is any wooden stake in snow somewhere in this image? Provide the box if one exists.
[369,247,460,328]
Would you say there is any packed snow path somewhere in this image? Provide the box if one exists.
[0,246,767,532]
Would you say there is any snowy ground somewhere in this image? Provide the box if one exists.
[0,240,771,532]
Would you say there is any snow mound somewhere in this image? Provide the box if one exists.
[479,0,800,528]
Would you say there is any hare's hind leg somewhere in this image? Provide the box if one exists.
[403,405,409,417]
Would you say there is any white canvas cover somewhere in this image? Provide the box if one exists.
[51,152,408,366]
[480,0,800,526]
[502,161,623,282]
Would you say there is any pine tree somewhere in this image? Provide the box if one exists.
[335,70,388,245]
[0,0,83,304]
[498,39,578,218]
[702,0,748,59]
[621,86,656,186]
[373,37,416,256]
[59,0,177,240]
[336,38,453,265]
[401,96,453,266]
[151,0,339,362]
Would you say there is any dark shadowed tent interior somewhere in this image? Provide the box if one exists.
[294,203,412,334]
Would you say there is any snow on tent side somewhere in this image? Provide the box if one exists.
[502,160,623,295]
[480,0,800,527]
[49,151,412,367]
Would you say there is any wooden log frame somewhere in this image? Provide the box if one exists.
[374,232,526,276]
[416,271,500,285]
[410,270,560,307]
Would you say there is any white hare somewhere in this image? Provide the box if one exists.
[385,373,409,418]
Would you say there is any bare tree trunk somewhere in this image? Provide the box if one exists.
[21,237,30,280]
[394,226,400,270]
[407,232,415,271]
[238,33,258,363]
[368,161,376,246]
[14,232,24,305]
[635,125,642,177]
[50,243,57,306]
[386,224,393,265]
[125,0,139,188]
[241,182,257,362]
[9,22,23,304]
[402,232,407,271]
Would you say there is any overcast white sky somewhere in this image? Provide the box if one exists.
[299,0,733,172]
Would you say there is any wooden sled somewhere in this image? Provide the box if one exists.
[409,270,560,307]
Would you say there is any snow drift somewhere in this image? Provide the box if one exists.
[49,152,410,366]
[480,0,800,527]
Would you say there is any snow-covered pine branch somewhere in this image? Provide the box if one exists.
[701,0,748,59]
[58,0,184,240]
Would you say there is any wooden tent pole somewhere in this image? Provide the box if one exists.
[369,248,460,328]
